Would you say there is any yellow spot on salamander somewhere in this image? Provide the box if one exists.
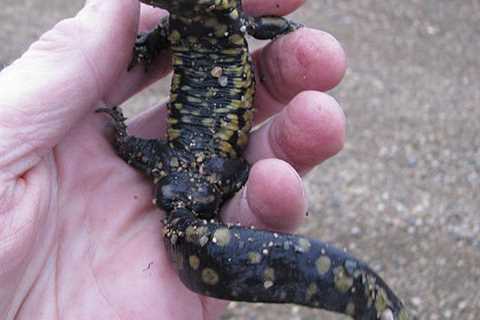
[167,125,181,138]
[202,268,220,286]
[173,56,183,66]
[398,309,412,320]
[213,228,231,246]
[167,117,178,125]
[297,238,312,252]
[375,288,395,316]
[247,251,262,264]
[214,0,235,10]
[169,30,181,44]
[333,266,354,293]
[229,9,239,20]
[201,118,215,126]
[216,127,234,141]
[263,267,275,289]
[189,255,200,270]
[227,113,238,122]
[229,99,244,109]
[263,267,275,281]
[315,255,331,275]
[229,34,244,46]
[222,47,244,55]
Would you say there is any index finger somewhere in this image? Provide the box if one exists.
[252,28,346,124]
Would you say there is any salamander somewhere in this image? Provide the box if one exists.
[97,1,413,319]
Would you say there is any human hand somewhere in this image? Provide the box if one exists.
[0,0,346,319]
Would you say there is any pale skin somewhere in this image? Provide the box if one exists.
[0,0,346,319]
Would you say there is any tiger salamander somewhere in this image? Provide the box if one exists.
[97,1,413,319]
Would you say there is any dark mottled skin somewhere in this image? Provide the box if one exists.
[97,1,413,319]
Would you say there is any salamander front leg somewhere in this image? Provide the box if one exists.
[246,16,303,40]
[96,107,168,177]
[128,16,170,71]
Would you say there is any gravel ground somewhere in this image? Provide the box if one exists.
[2,1,479,319]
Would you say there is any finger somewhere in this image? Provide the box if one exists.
[221,159,307,232]
[246,91,345,174]
[242,0,305,16]
[252,28,346,123]
[0,0,140,179]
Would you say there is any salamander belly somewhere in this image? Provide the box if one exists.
[167,23,255,159]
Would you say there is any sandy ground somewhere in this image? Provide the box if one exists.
[2,1,479,319]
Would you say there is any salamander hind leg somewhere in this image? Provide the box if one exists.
[164,212,413,320]
[96,107,168,177]
[202,156,250,199]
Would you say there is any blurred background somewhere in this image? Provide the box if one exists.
[1,1,479,319]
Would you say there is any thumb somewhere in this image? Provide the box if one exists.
[0,0,139,180]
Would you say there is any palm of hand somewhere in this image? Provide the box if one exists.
[0,1,346,319]
[52,119,218,319]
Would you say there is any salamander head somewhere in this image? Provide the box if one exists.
[156,171,222,219]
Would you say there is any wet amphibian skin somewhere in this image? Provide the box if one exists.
[97,1,413,319]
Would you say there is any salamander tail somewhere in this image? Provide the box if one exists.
[163,212,413,320]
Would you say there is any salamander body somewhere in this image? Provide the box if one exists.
[98,1,413,319]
